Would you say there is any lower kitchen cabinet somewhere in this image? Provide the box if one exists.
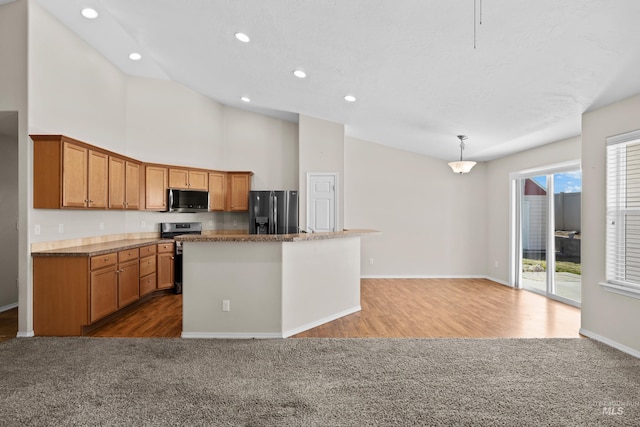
[157,242,175,290]
[89,265,118,323]
[140,244,158,297]
[33,241,171,336]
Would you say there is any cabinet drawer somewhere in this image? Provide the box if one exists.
[90,253,117,270]
[118,248,139,263]
[157,242,174,253]
[140,255,156,277]
[140,244,157,257]
[140,273,157,297]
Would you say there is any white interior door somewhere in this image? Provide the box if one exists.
[307,173,336,232]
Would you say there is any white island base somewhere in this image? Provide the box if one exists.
[181,234,364,338]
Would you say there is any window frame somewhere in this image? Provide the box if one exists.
[601,129,640,299]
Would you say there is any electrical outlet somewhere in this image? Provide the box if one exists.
[222,299,231,312]
[99,222,104,230]
[34,224,41,235]
[141,220,146,229]
[233,219,238,226]
[58,224,64,233]
[369,258,374,265]
[494,261,499,268]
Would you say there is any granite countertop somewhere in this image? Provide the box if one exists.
[175,229,380,243]
[31,238,175,257]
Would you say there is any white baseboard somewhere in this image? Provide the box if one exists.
[0,302,18,313]
[181,332,283,339]
[282,305,361,338]
[16,331,34,338]
[580,328,640,359]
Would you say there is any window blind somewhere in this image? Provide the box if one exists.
[606,130,640,292]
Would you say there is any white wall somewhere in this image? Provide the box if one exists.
[0,0,28,325]
[222,106,299,190]
[298,115,345,230]
[581,92,640,354]
[345,136,487,277]
[484,137,580,284]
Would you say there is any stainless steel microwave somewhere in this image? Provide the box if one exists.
[167,189,209,213]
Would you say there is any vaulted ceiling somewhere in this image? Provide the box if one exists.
[34,0,640,161]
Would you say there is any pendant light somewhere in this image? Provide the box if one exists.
[448,135,476,174]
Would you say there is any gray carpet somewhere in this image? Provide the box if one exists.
[1,338,639,426]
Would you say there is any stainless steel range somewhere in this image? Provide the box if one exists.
[160,222,202,294]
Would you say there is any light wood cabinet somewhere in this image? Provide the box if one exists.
[33,134,253,212]
[139,244,157,297]
[208,171,226,211]
[61,142,88,208]
[89,252,118,323]
[117,249,140,308]
[33,135,126,210]
[33,242,173,336]
[169,168,208,190]
[87,149,109,208]
[157,242,175,290]
[109,157,141,210]
[226,172,253,211]
[145,165,168,210]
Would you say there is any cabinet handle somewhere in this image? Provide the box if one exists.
[104,257,109,261]
[171,256,175,260]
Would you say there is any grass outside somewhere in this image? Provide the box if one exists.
[522,258,581,275]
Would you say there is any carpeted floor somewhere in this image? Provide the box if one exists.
[1,337,639,426]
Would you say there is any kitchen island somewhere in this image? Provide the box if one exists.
[175,229,378,338]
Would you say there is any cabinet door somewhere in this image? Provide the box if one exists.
[62,142,88,208]
[208,172,226,211]
[140,254,156,277]
[188,170,208,190]
[118,259,139,308]
[108,156,126,209]
[157,252,175,290]
[145,166,168,210]
[90,266,118,323]
[88,150,109,208]
[140,273,157,297]
[169,168,189,189]
[125,161,140,210]
[227,173,251,211]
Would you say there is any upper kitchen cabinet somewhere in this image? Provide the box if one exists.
[226,172,253,211]
[145,165,168,211]
[108,156,141,210]
[208,171,226,211]
[169,168,208,190]
[33,135,109,209]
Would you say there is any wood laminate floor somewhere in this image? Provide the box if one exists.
[1,279,581,340]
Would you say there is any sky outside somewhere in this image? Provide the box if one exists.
[532,171,582,193]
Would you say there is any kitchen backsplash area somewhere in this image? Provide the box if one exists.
[30,208,249,249]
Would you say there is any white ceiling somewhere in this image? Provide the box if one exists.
[34,0,640,161]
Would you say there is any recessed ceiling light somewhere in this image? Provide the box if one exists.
[235,32,250,43]
[81,8,98,19]
[128,52,142,61]
[293,69,307,79]
[241,96,251,103]
[344,95,357,102]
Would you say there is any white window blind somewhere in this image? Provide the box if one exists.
[605,130,640,296]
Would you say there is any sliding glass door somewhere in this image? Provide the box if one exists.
[514,166,581,306]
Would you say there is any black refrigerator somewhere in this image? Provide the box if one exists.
[249,191,299,234]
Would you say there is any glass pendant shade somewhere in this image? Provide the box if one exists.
[448,160,476,174]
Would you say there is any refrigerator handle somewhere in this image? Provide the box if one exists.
[272,194,278,234]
